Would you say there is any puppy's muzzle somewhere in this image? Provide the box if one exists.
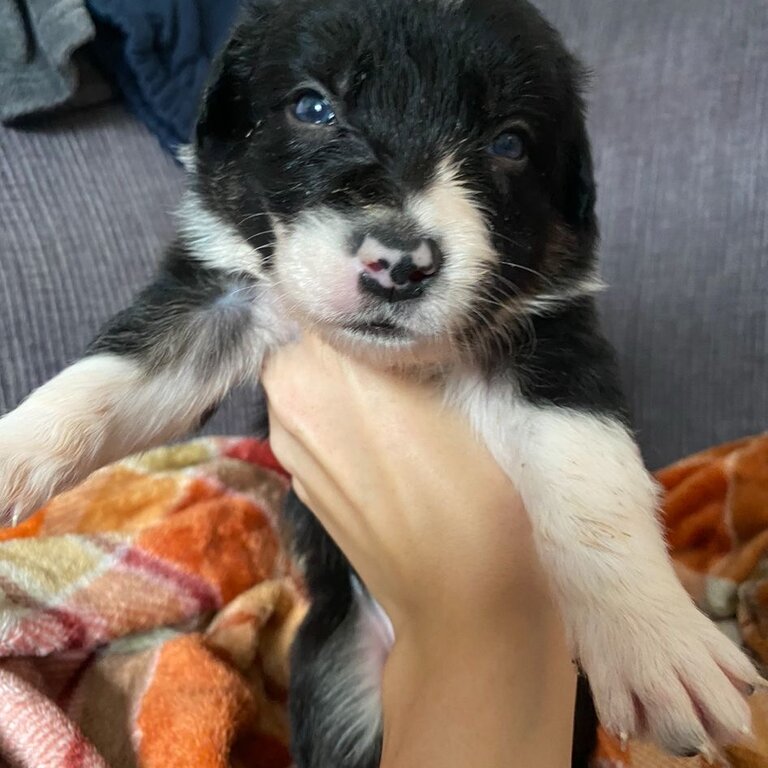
[355,234,443,303]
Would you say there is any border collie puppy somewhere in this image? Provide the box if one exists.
[0,0,759,764]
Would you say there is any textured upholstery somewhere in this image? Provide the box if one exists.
[1,0,766,467]
[0,105,259,436]
[536,0,768,466]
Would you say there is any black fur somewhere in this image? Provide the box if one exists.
[516,300,628,421]
[284,491,384,768]
[88,243,257,377]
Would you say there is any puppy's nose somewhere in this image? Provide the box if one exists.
[355,235,443,302]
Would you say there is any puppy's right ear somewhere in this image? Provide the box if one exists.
[195,1,276,149]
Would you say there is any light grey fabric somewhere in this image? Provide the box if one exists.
[533,0,768,467]
[0,0,95,120]
[1,1,767,467]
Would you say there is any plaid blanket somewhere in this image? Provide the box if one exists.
[593,433,768,768]
[0,437,306,768]
[2,432,768,767]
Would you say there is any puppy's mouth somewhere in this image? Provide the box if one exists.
[342,320,411,340]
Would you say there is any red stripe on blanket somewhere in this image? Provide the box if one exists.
[224,438,290,478]
[0,572,95,656]
[0,669,109,768]
[0,540,217,656]
[64,736,86,768]
[118,546,220,612]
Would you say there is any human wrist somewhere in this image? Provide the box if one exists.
[380,600,576,768]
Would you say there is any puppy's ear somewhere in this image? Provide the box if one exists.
[196,43,251,147]
[195,1,277,149]
[562,126,597,231]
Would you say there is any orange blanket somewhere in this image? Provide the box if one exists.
[2,433,767,767]
[0,437,306,768]
[594,434,768,768]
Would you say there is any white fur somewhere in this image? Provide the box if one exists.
[272,208,366,321]
[304,577,391,764]
[340,577,393,758]
[175,144,196,173]
[0,357,238,523]
[446,374,757,753]
[516,275,606,316]
[267,157,498,341]
[177,191,269,278]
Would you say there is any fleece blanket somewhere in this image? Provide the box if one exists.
[2,433,768,767]
[0,436,306,768]
[593,434,768,768]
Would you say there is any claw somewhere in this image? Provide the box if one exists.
[699,740,728,767]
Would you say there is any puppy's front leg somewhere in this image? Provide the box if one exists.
[453,377,759,757]
[0,250,281,523]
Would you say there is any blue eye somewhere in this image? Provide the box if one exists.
[293,90,336,125]
[488,131,527,161]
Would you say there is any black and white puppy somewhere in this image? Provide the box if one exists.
[0,0,759,764]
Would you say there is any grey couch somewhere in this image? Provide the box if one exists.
[1,0,766,470]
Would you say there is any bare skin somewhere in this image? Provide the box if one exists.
[263,333,576,768]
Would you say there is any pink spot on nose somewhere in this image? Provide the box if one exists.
[364,259,390,274]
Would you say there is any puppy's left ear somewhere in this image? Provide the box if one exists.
[195,0,277,149]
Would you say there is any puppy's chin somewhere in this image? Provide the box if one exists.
[284,308,456,370]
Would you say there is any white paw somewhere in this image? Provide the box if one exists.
[581,604,760,757]
[0,409,86,525]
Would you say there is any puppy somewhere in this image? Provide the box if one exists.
[0,0,759,765]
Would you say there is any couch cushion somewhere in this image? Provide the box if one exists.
[0,105,261,437]
[0,105,178,406]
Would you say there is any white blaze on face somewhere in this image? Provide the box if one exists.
[406,156,497,328]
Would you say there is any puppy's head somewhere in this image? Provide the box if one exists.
[185,0,599,365]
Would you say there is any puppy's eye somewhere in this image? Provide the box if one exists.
[488,131,527,161]
[292,90,336,125]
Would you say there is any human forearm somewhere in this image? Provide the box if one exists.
[380,607,576,768]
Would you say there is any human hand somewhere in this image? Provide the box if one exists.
[263,332,553,633]
[264,333,575,768]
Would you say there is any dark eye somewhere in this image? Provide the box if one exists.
[292,90,336,125]
[488,131,527,161]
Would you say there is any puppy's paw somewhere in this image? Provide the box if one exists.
[0,409,87,525]
[582,605,760,757]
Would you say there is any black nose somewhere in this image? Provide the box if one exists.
[358,237,443,303]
